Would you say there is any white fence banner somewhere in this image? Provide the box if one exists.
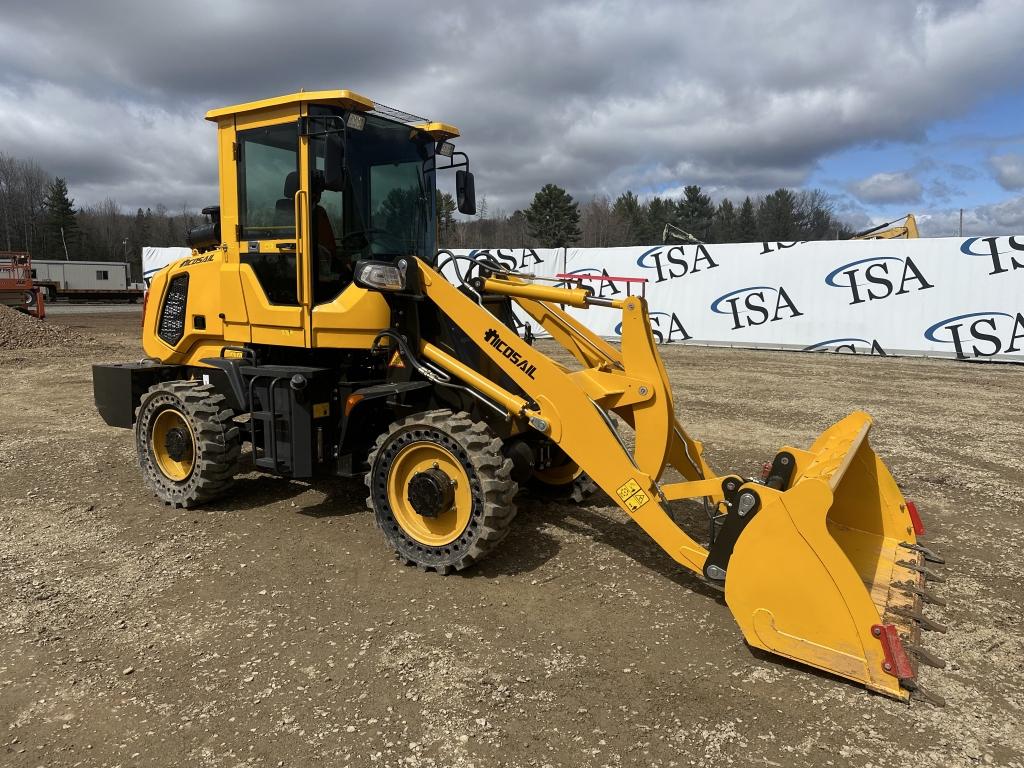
[142,246,191,284]
[438,236,1024,361]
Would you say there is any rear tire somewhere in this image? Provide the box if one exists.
[366,410,517,574]
[135,380,240,508]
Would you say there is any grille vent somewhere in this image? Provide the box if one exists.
[158,274,189,346]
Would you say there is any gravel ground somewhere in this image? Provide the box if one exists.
[1,311,1022,768]
[0,305,90,350]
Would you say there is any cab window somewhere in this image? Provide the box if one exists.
[238,124,299,240]
[237,123,300,305]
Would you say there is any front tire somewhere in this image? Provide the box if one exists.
[366,410,517,574]
[135,380,240,508]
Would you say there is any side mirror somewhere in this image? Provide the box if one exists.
[324,132,345,191]
[456,170,476,215]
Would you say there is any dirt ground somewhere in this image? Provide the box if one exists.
[2,311,1022,768]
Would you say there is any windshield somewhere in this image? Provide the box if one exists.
[318,111,436,260]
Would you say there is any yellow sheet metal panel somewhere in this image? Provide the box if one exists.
[413,121,460,139]
[205,89,374,121]
[310,286,391,350]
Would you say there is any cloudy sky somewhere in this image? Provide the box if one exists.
[1,0,1023,235]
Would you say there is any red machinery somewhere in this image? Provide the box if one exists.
[0,251,46,319]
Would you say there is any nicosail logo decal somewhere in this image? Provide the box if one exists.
[635,244,718,283]
[614,311,692,343]
[484,328,537,378]
[710,286,803,330]
[960,237,1024,275]
[924,311,1024,359]
[803,337,888,355]
[824,256,933,305]
[180,254,214,268]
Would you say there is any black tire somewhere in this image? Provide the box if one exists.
[529,470,599,504]
[365,410,517,574]
[526,442,599,504]
[134,380,241,508]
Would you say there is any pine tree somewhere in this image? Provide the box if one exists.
[736,196,758,242]
[44,176,77,259]
[677,185,714,241]
[758,188,800,241]
[612,190,645,245]
[525,184,581,248]
[711,198,737,243]
[645,196,676,243]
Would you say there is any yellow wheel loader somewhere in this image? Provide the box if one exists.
[92,90,946,704]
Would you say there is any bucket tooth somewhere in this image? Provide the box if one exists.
[903,641,947,669]
[902,678,946,707]
[889,606,948,633]
[899,541,945,564]
[896,559,945,583]
[893,581,947,606]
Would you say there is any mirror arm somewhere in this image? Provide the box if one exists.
[431,151,470,173]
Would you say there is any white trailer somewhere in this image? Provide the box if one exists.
[31,260,143,302]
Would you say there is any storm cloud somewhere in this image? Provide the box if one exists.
[1,0,1022,231]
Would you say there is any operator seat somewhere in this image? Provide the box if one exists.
[311,170,352,303]
[274,172,300,234]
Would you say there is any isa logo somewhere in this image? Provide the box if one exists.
[634,244,718,284]
[615,311,691,343]
[803,338,888,355]
[465,248,544,271]
[960,237,1024,275]
[556,267,623,298]
[924,311,1024,359]
[710,285,803,330]
[825,256,933,305]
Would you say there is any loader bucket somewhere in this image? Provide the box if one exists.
[723,411,943,702]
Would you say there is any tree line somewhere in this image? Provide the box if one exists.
[438,184,855,249]
[0,152,200,275]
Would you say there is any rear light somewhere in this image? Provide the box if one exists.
[906,500,925,536]
[344,393,364,416]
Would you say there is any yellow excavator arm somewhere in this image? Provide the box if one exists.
[852,213,920,240]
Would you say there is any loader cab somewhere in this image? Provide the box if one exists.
[201,89,464,354]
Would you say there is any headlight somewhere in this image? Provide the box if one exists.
[354,260,407,291]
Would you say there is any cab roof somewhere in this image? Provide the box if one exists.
[204,89,459,139]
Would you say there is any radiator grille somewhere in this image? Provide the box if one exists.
[157,274,188,346]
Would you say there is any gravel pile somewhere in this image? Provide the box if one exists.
[0,305,85,350]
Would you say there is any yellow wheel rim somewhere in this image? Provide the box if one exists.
[150,408,196,482]
[388,441,472,547]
